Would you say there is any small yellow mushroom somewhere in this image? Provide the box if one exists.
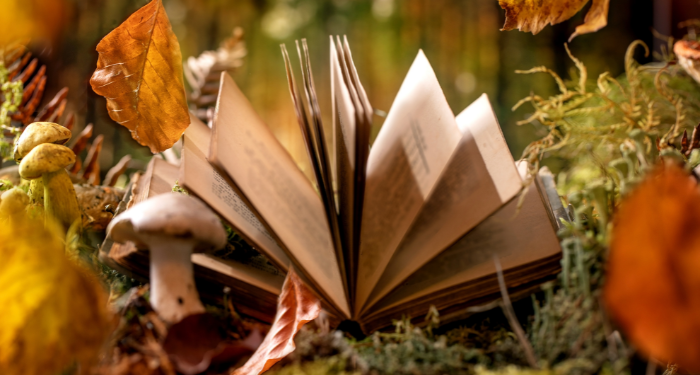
[19,144,81,231]
[14,122,72,205]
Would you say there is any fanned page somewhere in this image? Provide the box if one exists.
[355,50,462,314]
[331,36,371,302]
[209,72,350,318]
[179,113,291,271]
[364,165,561,319]
[362,94,522,311]
[284,41,346,292]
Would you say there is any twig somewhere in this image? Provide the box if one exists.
[494,255,539,369]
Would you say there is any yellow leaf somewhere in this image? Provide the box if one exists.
[89,0,190,154]
[498,0,610,40]
[605,166,700,372]
[232,269,321,375]
[0,217,112,375]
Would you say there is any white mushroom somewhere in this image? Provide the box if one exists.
[107,193,227,323]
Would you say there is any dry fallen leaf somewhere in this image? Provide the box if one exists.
[605,166,700,372]
[90,0,190,154]
[569,0,610,41]
[163,313,260,375]
[498,0,610,40]
[0,216,112,375]
[232,269,321,375]
[674,40,700,84]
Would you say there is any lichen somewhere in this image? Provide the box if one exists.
[0,60,22,162]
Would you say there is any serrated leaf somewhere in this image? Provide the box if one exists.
[498,0,610,40]
[0,217,112,375]
[90,0,190,153]
[605,166,700,372]
[232,269,321,375]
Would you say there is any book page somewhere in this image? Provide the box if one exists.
[180,114,292,271]
[460,95,521,202]
[365,168,561,316]
[362,95,521,311]
[355,50,462,313]
[331,38,357,169]
[209,73,349,318]
[294,40,346,288]
[331,37,359,297]
[192,254,284,296]
[341,36,372,125]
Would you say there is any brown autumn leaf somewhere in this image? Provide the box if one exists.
[674,40,700,84]
[498,0,610,41]
[605,166,700,372]
[232,269,321,375]
[162,313,260,375]
[90,0,190,154]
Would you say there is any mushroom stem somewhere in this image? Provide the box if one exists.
[149,237,205,323]
[43,170,81,230]
[28,179,44,205]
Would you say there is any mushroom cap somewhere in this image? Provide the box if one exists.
[674,40,700,61]
[19,143,76,180]
[107,193,227,253]
[14,122,72,162]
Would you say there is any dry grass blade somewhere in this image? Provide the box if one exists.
[70,124,94,174]
[35,87,68,122]
[81,134,104,185]
[493,255,538,369]
[232,269,321,375]
[71,123,93,156]
[47,99,67,123]
[63,112,75,131]
[104,155,132,187]
[14,58,38,84]
[89,0,190,154]
[20,65,45,106]
[7,53,30,82]
[14,76,45,124]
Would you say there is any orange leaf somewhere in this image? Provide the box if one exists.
[499,0,610,40]
[232,269,321,375]
[605,166,700,371]
[89,0,190,154]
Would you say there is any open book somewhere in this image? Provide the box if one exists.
[103,38,565,332]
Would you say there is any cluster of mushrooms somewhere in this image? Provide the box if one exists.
[0,122,81,229]
[0,122,128,231]
[0,121,229,324]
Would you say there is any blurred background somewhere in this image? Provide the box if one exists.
[8,0,700,177]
